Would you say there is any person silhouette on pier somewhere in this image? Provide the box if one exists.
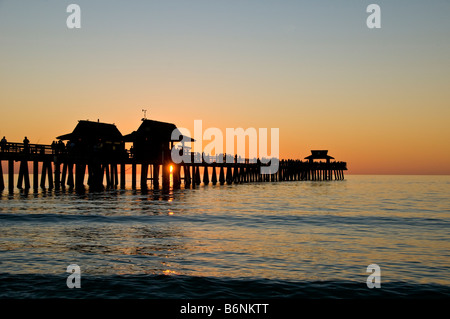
[1,136,7,152]
[23,136,30,154]
[58,140,65,153]
[129,145,134,158]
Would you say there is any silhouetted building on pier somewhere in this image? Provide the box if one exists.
[124,119,194,163]
[305,150,334,164]
[56,120,126,160]
[301,150,346,181]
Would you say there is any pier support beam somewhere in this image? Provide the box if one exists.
[112,163,119,188]
[113,164,118,187]
[131,162,136,189]
[241,166,246,183]
[8,159,14,192]
[54,161,60,190]
[191,165,196,188]
[39,160,54,189]
[75,163,85,190]
[184,165,191,187]
[173,164,181,189]
[87,162,103,190]
[232,165,238,184]
[0,161,4,191]
[219,166,225,185]
[211,166,217,185]
[67,163,74,188]
[108,164,116,188]
[17,160,30,190]
[203,166,209,185]
[195,165,201,185]
[40,161,47,188]
[61,162,67,188]
[48,162,54,189]
[109,164,115,188]
[162,164,170,189]
[33,160,39,189]
[226,166,233,185]
[153,164,160,189]
[140,163,148,189]
[104,164,111,188]
[120,163,126,189]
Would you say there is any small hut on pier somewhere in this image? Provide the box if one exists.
[303,150,346,181]
[56,120,125,159]
[123,119,193,163]
[304,150,334,164]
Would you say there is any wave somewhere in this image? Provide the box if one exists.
[0,273,449,299]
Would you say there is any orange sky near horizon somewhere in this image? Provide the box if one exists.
[1,1,449,175]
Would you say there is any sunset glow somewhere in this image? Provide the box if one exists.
[0,1,449,174]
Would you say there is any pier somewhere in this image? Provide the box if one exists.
[0,120,347,192]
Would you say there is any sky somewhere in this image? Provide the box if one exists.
[0,0,449,174]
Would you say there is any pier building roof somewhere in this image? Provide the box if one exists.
[123,119,194,143]
[56,120,123,141]
[304,150,335,161]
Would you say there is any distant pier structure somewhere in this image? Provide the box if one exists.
[0,119,347,192]
[303,150,346,181]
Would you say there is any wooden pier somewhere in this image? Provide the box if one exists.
[0,142,347,192]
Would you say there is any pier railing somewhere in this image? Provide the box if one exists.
[1,142,54,155]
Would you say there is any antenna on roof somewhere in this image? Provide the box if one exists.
[141,109,148,121]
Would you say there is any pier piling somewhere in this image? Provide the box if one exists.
[211,165,217,185]
[219,166,225,185]
[203,166,209,185]
[8,160,14,192]
[120,163,126,189]
[0,161,4,191]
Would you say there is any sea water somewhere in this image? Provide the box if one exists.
[0,175,449,298]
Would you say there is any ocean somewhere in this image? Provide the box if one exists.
[0,175,449,299]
